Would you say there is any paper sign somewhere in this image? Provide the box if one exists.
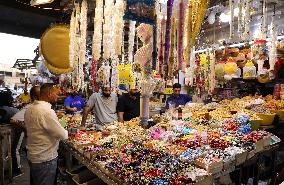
[117,64,134,84]
[164,88,173,95]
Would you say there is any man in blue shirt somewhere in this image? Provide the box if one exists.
[64,89,85,114]
[165,83,192,109]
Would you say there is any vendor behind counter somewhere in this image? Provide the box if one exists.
[165,83,192,109]
[64,89,85,114]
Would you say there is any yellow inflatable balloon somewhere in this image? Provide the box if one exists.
[40,25,72,74]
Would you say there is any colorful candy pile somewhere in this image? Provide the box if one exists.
[65,114,278,185]
[63,94,284,184]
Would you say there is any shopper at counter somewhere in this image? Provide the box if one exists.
[64,89,85,114]
[25,83,68,185]
[81,85,118,127]
[117,87,140,122]
[0,89,21,177]
[0,89,19,124]
[165,83,192,109]
[10,86,40,177]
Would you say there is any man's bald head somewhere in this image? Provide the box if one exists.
[40,83,59,103]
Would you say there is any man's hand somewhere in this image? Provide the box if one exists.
[118,112,124,123]
[72,107,77,112]
[81,106,91,127]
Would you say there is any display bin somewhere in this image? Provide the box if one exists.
[72,169,97,185]
[73,177,105,185]
[195,160,223,174]
[66,166,87,176]
[223,158,235,171]
[246,149,256,159]
[195,175,213,185]
[249,120,261,130]
[271,110,284,120]
[256,113,276,126]
[255,139,265,153]
[263,137,271,147]
[235,151,248,166]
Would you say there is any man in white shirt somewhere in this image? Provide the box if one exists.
[25,84,68,185]
[81,85,118,128]
[10,86,40,177]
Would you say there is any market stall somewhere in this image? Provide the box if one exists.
[13,0,284,184]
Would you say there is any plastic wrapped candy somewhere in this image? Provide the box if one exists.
[243,60,256,79]
[151,179,169,185]
[235,114,250,125]
[215,61,225,79]
[232,67,241,78]
[236,53,247,68]
[237,124,251,134]
[224,58,238,75]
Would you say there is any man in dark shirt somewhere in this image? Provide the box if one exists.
[165,83,192,109]
[117,87,140,122]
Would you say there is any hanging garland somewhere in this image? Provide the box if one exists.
[135,24,153,78]
[163,0,174,68]
[260,0,267,40]
[178,0,185,71]
[229,0,234,39]
[209,51,216,94]
[184,0,209,63]
[128,21,136,64]
[71,3,81,87]
[237,0,244,39]
[92,0,103,60]
[158,17,165,75]
[188,47,196,86]
[103,0,114,59]
[111,59,119,87]
[97,62,111,86]
[168,18,177,77]
[69,6,76,69]
[243,0,251,40]
[114,0,125,57]
[79,0,87,65]
[269,4,277,72]
[78,62,84,89]
[184,2,192,67]
[91,58,97,87]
